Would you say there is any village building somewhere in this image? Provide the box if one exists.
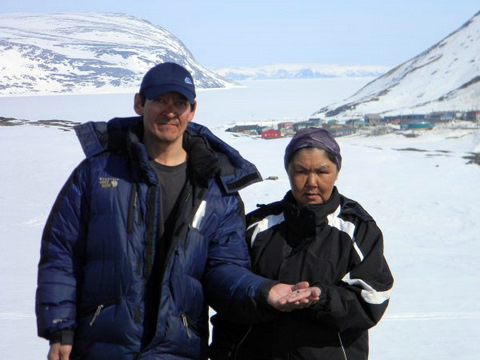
[278,121,294,129]
[465,110,480,121]
[261,129,282,139]
[225,124,263,135]
[426,111,458,122]
[306,117,324,127]
[322,123,357,137]
[345,119,366,127]
[364,113,383,126]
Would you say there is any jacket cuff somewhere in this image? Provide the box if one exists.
[49,330,74,345]
[310,284,327,310]
[256,279,279,307]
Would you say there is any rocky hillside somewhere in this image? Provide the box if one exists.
[0,13,233,95]
[312,10,480,119]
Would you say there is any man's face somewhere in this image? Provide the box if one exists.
[287,147,339,206]
[135,91,196,147]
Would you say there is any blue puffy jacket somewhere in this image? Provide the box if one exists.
[36,117,272,360]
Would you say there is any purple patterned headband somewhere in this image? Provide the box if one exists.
[284,127,342,170]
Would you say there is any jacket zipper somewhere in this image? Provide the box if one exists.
[143,185,158,279]
[141,183,207,347]
[89,304,104,326]
[128,184,142,234]
[337,333,348,360]
[181,312,192,339]
[83,297,121,327]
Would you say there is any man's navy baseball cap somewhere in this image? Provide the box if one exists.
[139,62,196,105]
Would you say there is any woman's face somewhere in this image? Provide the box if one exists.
[287,147,339,206]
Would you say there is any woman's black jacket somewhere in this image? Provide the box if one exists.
[210,188,394,360]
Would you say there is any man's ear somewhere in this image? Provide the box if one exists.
[188,101,197,121]
[134,93,144,115]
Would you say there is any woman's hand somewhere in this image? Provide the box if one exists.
[267,281,321,311]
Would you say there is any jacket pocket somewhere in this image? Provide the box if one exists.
[181,312,198,339]
[78,297,121,327]
[127,184,142,234]
[180,312,208,340]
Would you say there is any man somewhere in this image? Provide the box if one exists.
[36,62,319,360]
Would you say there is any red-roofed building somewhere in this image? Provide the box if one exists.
[261,129,282,139]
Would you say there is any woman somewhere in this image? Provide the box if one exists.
[210,127,394,360]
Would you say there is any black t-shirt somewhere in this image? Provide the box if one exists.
[150,160,187,229]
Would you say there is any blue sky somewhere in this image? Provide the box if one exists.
[2,0,479,68]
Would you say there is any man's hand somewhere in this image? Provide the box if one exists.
[267,281,321,312]
[48,343,72,360]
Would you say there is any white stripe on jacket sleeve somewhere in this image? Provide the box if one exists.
[327,205,364,262]
[342,273,392,305]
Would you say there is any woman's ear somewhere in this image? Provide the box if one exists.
[133,93,144,115]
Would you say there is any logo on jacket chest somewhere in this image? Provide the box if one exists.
[99,177,119,188]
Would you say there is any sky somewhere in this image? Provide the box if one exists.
[1,80,480,359]
[1,0,479,68]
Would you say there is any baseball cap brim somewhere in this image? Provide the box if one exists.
[143,83,196,105]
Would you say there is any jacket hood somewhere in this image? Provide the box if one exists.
[74,117,262,193]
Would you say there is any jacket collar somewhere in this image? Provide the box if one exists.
[74,117,262,193]
[283,187,341,241]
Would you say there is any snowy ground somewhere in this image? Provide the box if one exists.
[1,79,480,359]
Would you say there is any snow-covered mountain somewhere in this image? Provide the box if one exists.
[0,13,233,95]
[312,10,480,119]
[0,12,390,97]
[214,64,388,81]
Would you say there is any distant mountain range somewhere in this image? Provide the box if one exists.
[1,11,479,119]
[213,64,388,81]
[312,10,480,119]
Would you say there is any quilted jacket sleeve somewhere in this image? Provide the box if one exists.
[202,193,275,322]
[308,220,394,331]
[35,162,89,340]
